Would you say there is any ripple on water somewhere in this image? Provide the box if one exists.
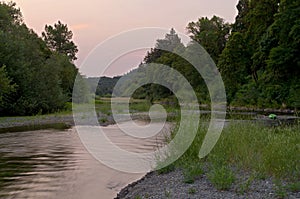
[0,122,170,199]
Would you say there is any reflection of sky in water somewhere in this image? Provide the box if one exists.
[0,123,167,198]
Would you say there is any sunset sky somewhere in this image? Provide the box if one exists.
[6,0,239,77]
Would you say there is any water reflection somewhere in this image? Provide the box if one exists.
[0,122,168,199]
[0,130,81,198]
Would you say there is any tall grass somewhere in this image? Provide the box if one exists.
[209,122,300,180]
[158,118,300,189]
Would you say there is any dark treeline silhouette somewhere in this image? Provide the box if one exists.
[87,76,121,97]
[0,2,82,116]
[118,0,299,109]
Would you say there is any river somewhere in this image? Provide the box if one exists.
[0,121,168,199]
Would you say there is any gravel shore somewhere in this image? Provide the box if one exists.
[116,168,300,199]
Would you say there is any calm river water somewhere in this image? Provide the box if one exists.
[0,121,167,199]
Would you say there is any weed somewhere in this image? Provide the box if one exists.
[188,188,196,194]
[208,165,235,190]
[99,117,108,123]
[274,181,287,199]
[157,163,175,174]
[164,189,171,198]
[287,181,300,193]
[183,161,203,184]
[206,122,300,180]
[236,175,255,195]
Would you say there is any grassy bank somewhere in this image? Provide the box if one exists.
[158,119,300,196]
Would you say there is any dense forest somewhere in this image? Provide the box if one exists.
[116,0,299,109]
[1,0,299,117]
[0,2,82,116]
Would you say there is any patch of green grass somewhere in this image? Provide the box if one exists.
[207,165,235,190]
[236,174,255,195]
[157,118,300,192]
[156,162,176,174]
[207,122,300,180]
[274,180,288,199]
[95,100,112,115]
[129,101,151,113]
[188,187,196,194]
[287,181,300,193]
[182,160,203,184]
[94,97,152,115]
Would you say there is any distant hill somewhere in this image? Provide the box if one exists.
[87,76,121,97]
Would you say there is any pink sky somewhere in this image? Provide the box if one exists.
[6,0,239,77]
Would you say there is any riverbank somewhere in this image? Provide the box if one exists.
[116,120,300,199]
[116,168,300,199]
[0,112,116,133]
[1,105,299,199]
[227,106,297,115]
[0,114,73,133]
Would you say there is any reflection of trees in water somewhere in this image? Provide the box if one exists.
[0,131,78,196]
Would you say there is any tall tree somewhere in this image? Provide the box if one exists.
[246,0,280,80]
[218,32,251,101]
[186,16,231,63]
[0,2,82,115]
[144,28,184,64]
[265,0,300,79]
[218,0,299,108]
[261,0,300,107]
[232,0,250,33]
[0,1,22,30]
[42,21,78,61]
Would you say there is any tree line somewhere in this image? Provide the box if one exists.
[87,76,121,97]
[0,2,81,116]
[118,0,299,109]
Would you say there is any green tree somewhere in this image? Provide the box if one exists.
[262,0,300,107]
[144,28,184,64]
[232,0,250,33]
[52,54,78,100]
[0,1,22,30]
[0,65,16,110]
[72,75,90,103]
[218,32,251,102]
[42,21,78,61]
[187,16,231,63]
[0,2,82,115]
[32,55,67,113]
[137,29,186,101]
[246,0,280,80]
[265,0,300,79]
